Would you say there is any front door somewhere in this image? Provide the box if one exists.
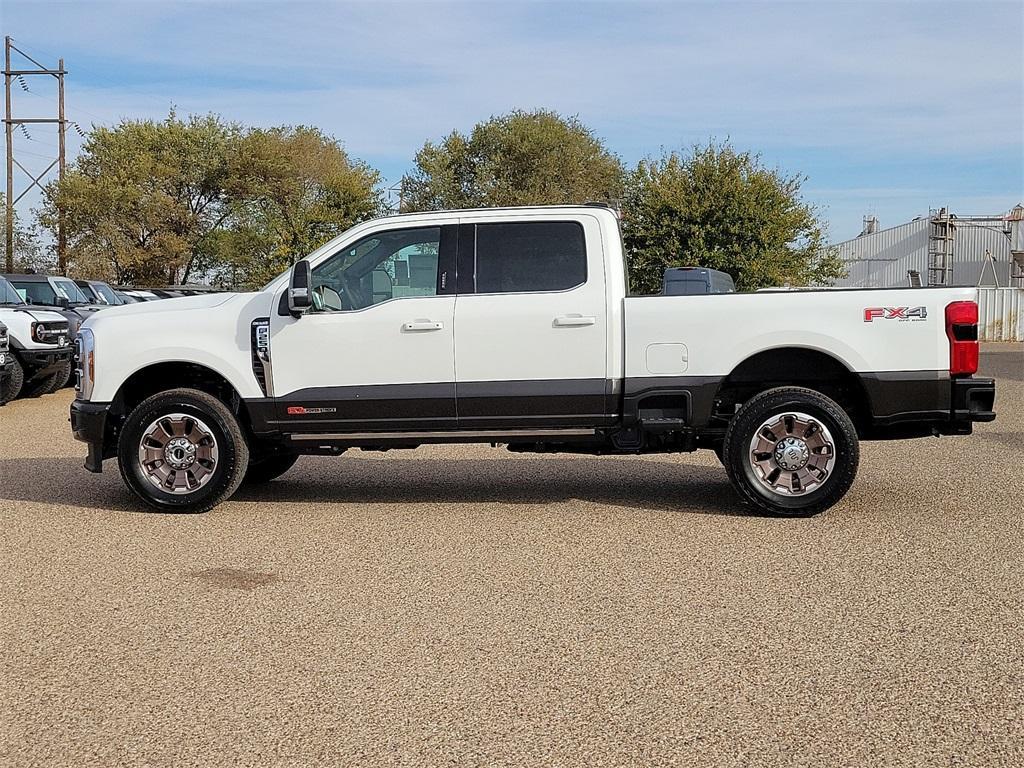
[269,224,458,433]
[453,216,611,429]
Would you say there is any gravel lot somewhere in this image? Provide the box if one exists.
[1,344,1021,767]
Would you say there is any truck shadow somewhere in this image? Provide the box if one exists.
[236,456,749,516]
[0,455,749,517]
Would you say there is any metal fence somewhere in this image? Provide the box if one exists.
[977,288,1023,342]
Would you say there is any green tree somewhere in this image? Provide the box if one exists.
[42,112,239,285]
[1,193,51,273]
[622,142,844,293]
[219,126,382,288]
[404,109,624,211]
[42,115,382,288]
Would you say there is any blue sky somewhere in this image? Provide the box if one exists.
[3,0,1022,240]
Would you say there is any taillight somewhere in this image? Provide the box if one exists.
[945,301,978,376]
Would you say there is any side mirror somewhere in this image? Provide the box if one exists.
[55,296,70,310]
[288,259,312,317]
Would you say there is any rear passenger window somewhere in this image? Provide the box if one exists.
[474,222,586,294]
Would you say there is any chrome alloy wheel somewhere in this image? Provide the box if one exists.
[137,413,220,494]
[748,411,836,496]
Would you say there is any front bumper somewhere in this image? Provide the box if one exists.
[19,346,72,375]
[70,399,114,472]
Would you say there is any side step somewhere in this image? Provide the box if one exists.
[639,418,688,434]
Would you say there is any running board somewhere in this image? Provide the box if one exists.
[289,428,596,442]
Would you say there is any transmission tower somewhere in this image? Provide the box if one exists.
[3,36,67,274]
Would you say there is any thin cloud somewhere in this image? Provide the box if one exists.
[4,0,1022,237]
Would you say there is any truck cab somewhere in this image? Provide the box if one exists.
[70,206,996,516]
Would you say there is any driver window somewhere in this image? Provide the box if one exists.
[311,227,441,312]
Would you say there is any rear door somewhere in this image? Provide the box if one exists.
[453,215,611,429]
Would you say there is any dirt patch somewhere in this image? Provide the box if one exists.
[189,567,279,591]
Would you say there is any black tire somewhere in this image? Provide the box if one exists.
[117,388,250,513]
[244,452,300,484]
[30,360,72,397]
[722,386,859,517]
[0,356,25,404]
[21,365,61,398]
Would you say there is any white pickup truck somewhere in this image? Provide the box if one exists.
[70,205,996,515]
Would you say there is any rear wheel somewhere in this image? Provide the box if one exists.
[722,386,859,517]
[117,388,249,513]
[0,356,25,404]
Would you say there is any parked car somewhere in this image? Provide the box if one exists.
[0,276,72,403]
[120,290,161,302]
[662,267,736,295]
[3,273,105,341]
[0,320,10,404]
[70,205,996,515]
[114,291,140,304]
[75,279,125,306]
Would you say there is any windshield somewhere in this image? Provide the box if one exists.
[0,277,25,306]
[93,282,120,305]
[53,277,91,304]
[8,278,57,305]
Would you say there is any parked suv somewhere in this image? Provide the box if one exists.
[0,276,72,403]
[75,279,124,306]
[4,273,106,325]
[0,320,11,403]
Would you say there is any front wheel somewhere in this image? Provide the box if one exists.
[0,356,25,404]
[722,387,859,517]
[22,358,72,397]
[117,388,250,513]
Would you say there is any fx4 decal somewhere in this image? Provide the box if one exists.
[864,306,928,322]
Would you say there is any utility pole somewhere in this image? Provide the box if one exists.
[3,36,67,274]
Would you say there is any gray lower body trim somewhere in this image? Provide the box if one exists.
[859,370,951,424]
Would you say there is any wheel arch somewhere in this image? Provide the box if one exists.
[111,360,251,424]
[715,346,872,432]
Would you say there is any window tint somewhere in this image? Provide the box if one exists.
[474,222,586,294]
[311,227,441,311]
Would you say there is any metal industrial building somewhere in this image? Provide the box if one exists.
[831,205,1024,289]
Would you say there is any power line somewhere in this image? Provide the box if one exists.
[4,36,68,273]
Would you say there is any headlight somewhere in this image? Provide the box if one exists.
[31,322,49,342]
[77,327,96,400]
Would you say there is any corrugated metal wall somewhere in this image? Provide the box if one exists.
[832,216,1016,288]
[977,288,1023,342]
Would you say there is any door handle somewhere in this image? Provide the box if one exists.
[553,315,596,327]
[402,320,444,331]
